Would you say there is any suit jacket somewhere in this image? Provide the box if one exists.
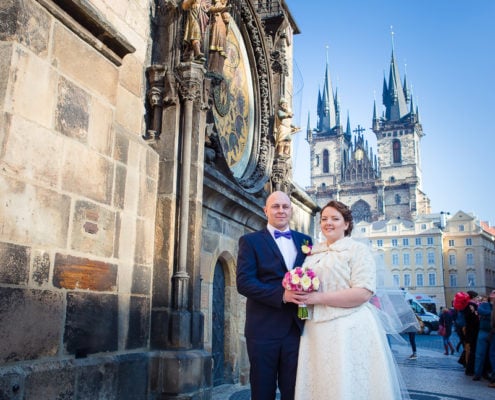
[236,228,312,340]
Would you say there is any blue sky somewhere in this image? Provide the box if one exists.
[285,0,495,224]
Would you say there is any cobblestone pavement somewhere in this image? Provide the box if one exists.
[213,333,495,399]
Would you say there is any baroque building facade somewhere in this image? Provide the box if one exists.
[356,211,495,310]
[0,0,316,398]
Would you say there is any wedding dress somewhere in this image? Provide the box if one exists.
[294,237,408,400]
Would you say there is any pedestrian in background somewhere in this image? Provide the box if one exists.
[487,290,495,388]
[439,307,455,355]
[473,295,492,381]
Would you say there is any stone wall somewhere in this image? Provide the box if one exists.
[0,0,157,397]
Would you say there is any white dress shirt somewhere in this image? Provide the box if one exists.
[267,224,298,270]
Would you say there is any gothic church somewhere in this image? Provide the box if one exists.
[307,49,431,223]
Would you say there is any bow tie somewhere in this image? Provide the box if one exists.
[274,230,292,239]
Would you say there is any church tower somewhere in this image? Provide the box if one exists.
[307,44,430,222]
[372,47,430,219]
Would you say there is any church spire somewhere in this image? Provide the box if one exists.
[317,46,337,132]
[382,29,409,122]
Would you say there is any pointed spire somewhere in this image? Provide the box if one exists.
[317,46,337,132]
[384,39,408,121]
[306,112,312,142]
[345,111,351,139]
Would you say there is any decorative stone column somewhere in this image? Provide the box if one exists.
[148,60,212,399]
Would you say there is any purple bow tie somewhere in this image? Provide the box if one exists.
[274,230,292,239]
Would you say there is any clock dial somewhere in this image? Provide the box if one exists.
[211,21,254,179]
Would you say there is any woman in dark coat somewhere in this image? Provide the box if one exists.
[439,308,455,355]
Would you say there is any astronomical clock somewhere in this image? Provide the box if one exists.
[210,21,255,179]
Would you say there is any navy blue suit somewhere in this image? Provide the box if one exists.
[237,228,312,400]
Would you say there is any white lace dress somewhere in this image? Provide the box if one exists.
[294,237,406,400]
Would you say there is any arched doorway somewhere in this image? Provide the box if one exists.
[212,260,225,386]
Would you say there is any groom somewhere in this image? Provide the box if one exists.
[236,191,312,400]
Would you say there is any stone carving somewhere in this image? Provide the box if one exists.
[207,0,231,75]
[274,98,299,158]
[182,0,209,62]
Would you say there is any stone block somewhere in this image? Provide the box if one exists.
[76,362,118,400]
[0,372,23,400]
[7,46,58,127]
[64,292,118,357]
[116,354,148,400]
[0,176,71,247]
[149,350,212,395]
[115,85,143,134]
[53,254,117,291]
[55,76,90,143]
[31,250,50,286]
[24,364,75,400]
[0,241,30,285]
[134,218,154,266]
[131,264,151,295]
[113,126,130,164]
[119,54,143,97]
[0,0,50,57]
[70,200,116,258]
[114,164,127,210]
[61,140,113,204]
[52,22,118,104]
[138,176,158,220]
[0,44,12,112]
[88,98,114,156]
[202,231,220,254]
[126,295,150,349]
[4,115,63,187]
[0,288,64,363]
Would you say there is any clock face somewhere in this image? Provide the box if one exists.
[211,21,255,179]
[355,148,364,161]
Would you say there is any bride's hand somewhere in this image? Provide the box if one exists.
[285,290,308,305]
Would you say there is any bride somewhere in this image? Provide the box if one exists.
[294,200,409,400]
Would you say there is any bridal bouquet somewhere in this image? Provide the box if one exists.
[282,266,320,319]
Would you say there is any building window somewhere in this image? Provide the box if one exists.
[393,139,401,163]
[393,274,400,287]
[403,238,409,246]
[467,272,476,287]
[427,237,433,245]
[421,224,427,230]
[428,273,436,286]
[450,274,457,287]
[466,238,472,246]
[395,194,401,204]
[415,237,421,246]
[377,239,383,247]
[404,274,411,287]
[459,224,465,232]
[415,252,423,265]
[403,253,410,265]
[392,225,398,232]
[427,252,435,265]
[392,239,398,247]
[416,273,424,287]
[392,253,399,265]
[448,240,455,247]
[322,149,329,173]
[466,253,474,266]
[449,254,456,266]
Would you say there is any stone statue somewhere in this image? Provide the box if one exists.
[208,0,230,74]
[274,98,299,157]
[182,0,209,61]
